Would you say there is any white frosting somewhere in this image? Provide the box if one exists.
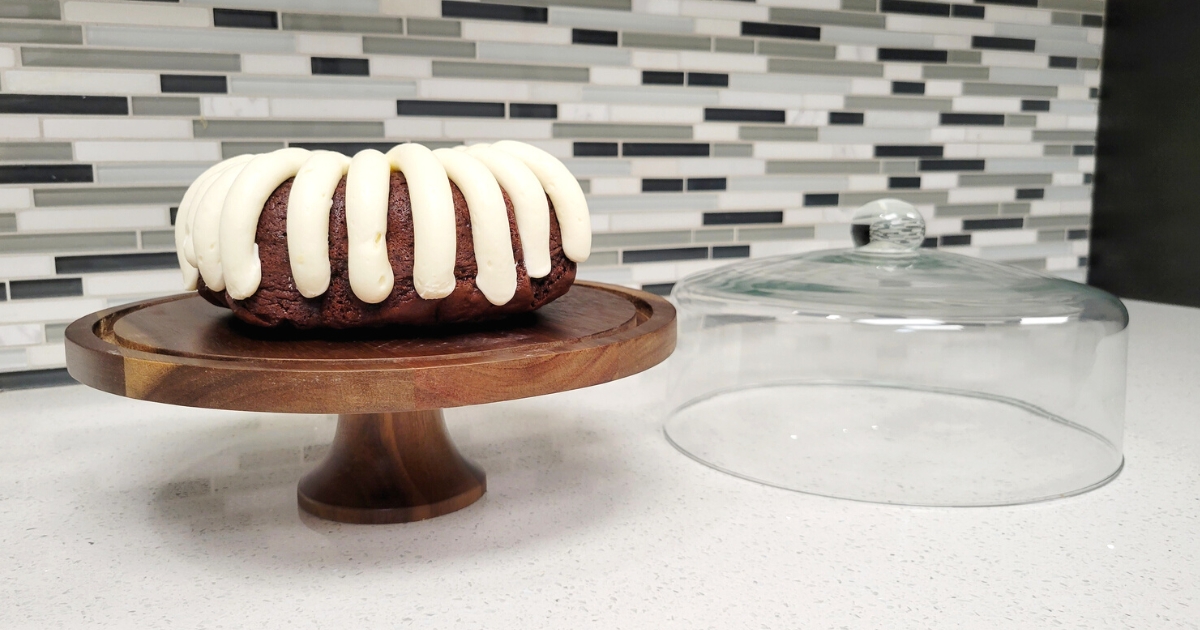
[175,141,588,306]
[434,148,517,306]
[287,151,351,298]
[491,140,591,263]
[464,144,552,278]
[221,148,312,300]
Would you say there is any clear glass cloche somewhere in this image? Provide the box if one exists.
[665,199,1127,506]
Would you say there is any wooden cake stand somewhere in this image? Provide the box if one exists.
[65,281,676,524]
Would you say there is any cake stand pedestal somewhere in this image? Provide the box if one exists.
[65,282,676,524]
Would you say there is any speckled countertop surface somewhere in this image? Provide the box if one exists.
[1,299,1197,629]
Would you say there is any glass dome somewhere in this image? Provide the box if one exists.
[664,199,1128,506]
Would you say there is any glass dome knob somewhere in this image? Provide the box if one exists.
[850,198,926,254]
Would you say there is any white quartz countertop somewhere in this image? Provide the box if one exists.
[1,300,1197,629]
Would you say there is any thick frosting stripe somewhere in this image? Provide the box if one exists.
[344,149,395,304]
[288,151,351,299]
[174,155,251,290]
[490,140,591,263]
[464,144,552,279]
[386,143,456,300]
[434,148,517,306]
[192,160,251,292]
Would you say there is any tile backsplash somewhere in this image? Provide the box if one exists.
[0,0,1102,385]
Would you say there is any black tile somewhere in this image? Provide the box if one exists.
[160,74,227,94]
[940,234,971,246]
[963,217,1024,230]
[688,72,729,87]
[442,0,547,23]
[9,277,82,299]
[713,245,751,259]
[0,283,5,301]
[1015,188,1044,200]
[880,0,950,17]
[641,282,675,296]
[889,176,922,189]
[919,159,985,171]
[1078,256,1088,266]
[1067,229,1088,240]
[623,247,709,263]
[169,206,178,225]
[1083,173,1093,184]
[0,94,128,115]
[0,165,92,184]
[878,48,948,63]
[643,70,684,85]
[972,35,1036,52]
[1050,56,1078,69]
[642,178,684,192]
[623,143,710,157]
[1082,14,1103,28]
[703,211,783,225]
[1074,144,1095,156]
[921,236,939,248]
[951,4,984,18]
[804,193,839,206]
[55,252,179,274]
[1021,99,1050,112]
[574,142,618,157]
[509,103,557,118]
[1089,87,1100,99]
[397,99,505,117]
[876,145,943,157]
[940,112,1005,125]
[688,177,727,191]
[704,107,785,123]
[289,141,397,153]
[741,21,820,41]
[572,28,617,46]
[0,368,77,392]
[892,81,926,95]
[974,0,1035,6]
[829,112,864,125]
[311,57,369,76]
[213,8,277,29]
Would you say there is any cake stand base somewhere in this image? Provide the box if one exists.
[297,410,486,524]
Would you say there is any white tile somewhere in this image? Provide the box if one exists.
[925,217,961,235]
[952,96,1022,113]
[461,21,570,45]
[590,67,641,86]
[924,80,962,97]
[83,270,181,297]
[96,163,210,185]
[850,78,891,95]
[201,96,270,118]
[717,191,801,210]
[295,33,362,55]
[516,139,571,158]
[863,111,940,128]
[754,142,872,160]
[529,83,583,102]
[981,51,1048,69]
[26,343,65,368]
[0,48,16,68]
[886,15,994,36]
[679,0,767,20]
[0,348,27,371]
[628,159,680,177]
[718,90,804,109]
[1068,115,1099,130]
[17,207,170,232]
[1077,156,1095,171]
[692,123,739,141]
[931,127,1032,143]
[74,141,222,162]
[883,64,923,81]
[608,211,701,231]
[549,6,694,33]
[784,208,823,224]
[932,35,970,50]
[1036,114,1070,128]
[1046,255,1081,271]
[63,1,209,27]
[693,18,739,37]
[609,105,703,124]
[0,324,43,347]
[558,103,610,122]
[787,110,827,126]
[384,117,443,139]
[269,98,393,119]
[633,0,681,16]
[418,79,528,101]
[631,51,681,70]
[820,126,929,143]
[577,267,634,286]
[43,117,193,139]
[749,239,826,257]
[1073,239,1089,255]
[371,56,433,78]
[0,255,55,279]
[0,298,106,325]
[1052,172,1085,186]
[984,5,1051,25]
[588,177,641,195]
[758,0,840,9]
[837,45,877,62]
[676,158,764,177]
[845,175,888,191]
[443,120,553,140]
[241,54,311,76]
[921,173,958,189]
[379,0,440,17]
[947,187,1015,203]
[0,188,32,209]
[2,70,159,95]
[628,261,677,285]
[971,229,1038,246]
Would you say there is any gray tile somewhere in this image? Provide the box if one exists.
[769,58,883,77]
[220,142,285,158]
[757,40,838,60]
[588,194,717,212]
[1043,185,1092,201]
[577,179,590,193]
[821,25,934,47]
[820,126,933,142]
[1038,229,1066,242]
[962,82,1058,97]
[947,50,982,64]
[433,61,588,82]
[842,0,877,10]
[985,158,1080,173]
[140,230,176,248]
[766,160,879,174]
[0,213,15,232]
[740,126,818,141]
[994,22,1091,43]
[844,95,952,111]
[0,0,60,20]
[1050,100,1098,114]
[96,163,212,185]
[193,120,385,139]
[1033,130,1096,142]
[693,228,734,243]
[593,230,692,248]
[714,38,755,54]
[0,22,82,45]
[622,32,711,52]
[0,368,76,390]
[363,36,475,58]
[882,160,918,174]
[1000,202,1031,215]
[579,250,618,266]
[1006,114,1037,127]
[713,143,753,157]
[548,6,693,33]
[0,232,138,254]
[230,76,417,98]
[1026,214,1090,228]
[737,226,815,241]
[583,85,719,105]
[958,173,1053,187]
[500,0,632,8]
[132,96,201,116]
[33,187,189,207]
[923,65,989,80]
[562,158,632,176]
[1037,39,1102,57]
[1005,258,1047,270]
[86,25,294,53]
[407,18,461,37]
[21,47,241,72]
[283,13,403,34]
[553,123,692,139]
[841,191,948,205]
[0,142,72,161]
[729,73,852,93]
[728,175,847,190]
[44,322,67,343]
[936,203,1000,217]
[769,7,885,28]
[990,66,1085,86]
[1040,0,1104,12]
[1051,12,1082,26]
[181,0,380,12]
[424,141,465,150]
[479,41,629,66]
[1079,58,1101,70]
[1043,144,1072,156]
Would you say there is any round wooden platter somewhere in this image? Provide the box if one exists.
[65,281,676,524]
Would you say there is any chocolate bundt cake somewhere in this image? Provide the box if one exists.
[173,141,591,329]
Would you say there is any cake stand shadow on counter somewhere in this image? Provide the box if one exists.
[65,281,676,525]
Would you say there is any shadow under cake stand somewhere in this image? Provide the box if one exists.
[65,281,676,524]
